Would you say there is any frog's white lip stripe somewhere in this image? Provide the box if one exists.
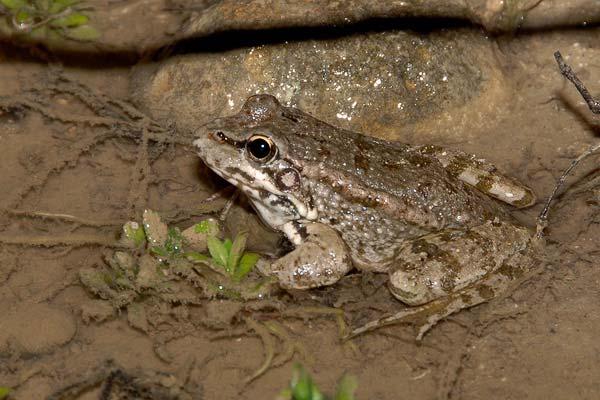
[195,148,317,222]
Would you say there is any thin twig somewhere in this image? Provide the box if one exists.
[537,52,600,236]
[6,209,123,227]
[0,234,124,248]
[554,51,600,114]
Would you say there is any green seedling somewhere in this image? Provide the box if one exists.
[150,227,185,261]
[193,219,219,235]
[0,0,99,41]
[202,231,260,282]
[278,364,357,400]
[139,213,259,282]
[0,387,11,399]
[122,221,146,248]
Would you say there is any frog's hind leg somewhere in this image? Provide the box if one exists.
[420,145,536,208]
[345,221,538,341]
[345,269,523,341]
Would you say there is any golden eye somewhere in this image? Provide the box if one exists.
[246,135,277,162]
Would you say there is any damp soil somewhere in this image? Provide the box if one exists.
[0,26,599,400]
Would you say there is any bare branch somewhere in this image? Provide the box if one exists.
[554,51,600,114]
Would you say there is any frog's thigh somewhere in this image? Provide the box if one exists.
[389,220,531,306]
[257,222,352,290]
[426,145,536,208]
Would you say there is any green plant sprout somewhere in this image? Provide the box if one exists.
[0,387,11,400]
[144,220,260,283]
[150,227,185,261]
[0,0,99,41]
[189,230,260,283]
[135,215,260,283]
[277,364,357,400]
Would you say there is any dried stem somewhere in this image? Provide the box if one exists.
[537,51,600,236]
[554,51,600,114]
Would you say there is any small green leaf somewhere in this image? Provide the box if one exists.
[14,8,31,24]
[223,238,233,254]
[63,24,99,41]
[194,220,210,233]
[150,246,168,258]
[0,0,25,10]
[184,251,210,263]
[50,12,88,27]
[123,221,146,247]
[207,236,228,268]
[164,227,184,256]
[0,387,11,400]
[290,364,325,400]
[227,231,248,272]
[233,252,259,281]
[193,219,218,234]
[334,375,357,400]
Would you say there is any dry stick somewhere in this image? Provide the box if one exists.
[0,234,123,248]
[554,51,600,113]
[536,51,600,237]
[125,125,151,218]
[6,209,123,227]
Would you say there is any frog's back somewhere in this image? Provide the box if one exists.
[276,104,504,232]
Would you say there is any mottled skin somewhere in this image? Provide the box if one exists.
[194,95,539,338]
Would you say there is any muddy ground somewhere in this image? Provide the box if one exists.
[0,25,599,400]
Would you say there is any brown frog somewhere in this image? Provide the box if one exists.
[193,94,539,338]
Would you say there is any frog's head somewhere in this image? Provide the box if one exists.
[194,95,318,232]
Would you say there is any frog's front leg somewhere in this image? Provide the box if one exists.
[257,222,353,289]
[348,220,538,340]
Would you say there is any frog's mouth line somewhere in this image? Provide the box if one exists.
[200,159,319,226]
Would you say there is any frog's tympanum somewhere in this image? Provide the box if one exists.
[194,95,539,338]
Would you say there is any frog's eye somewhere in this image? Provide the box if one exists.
[246,135,277,162]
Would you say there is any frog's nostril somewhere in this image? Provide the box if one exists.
[212,131,226,142]
[210,130,246,148]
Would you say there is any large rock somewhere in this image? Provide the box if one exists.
[132,29,503,142]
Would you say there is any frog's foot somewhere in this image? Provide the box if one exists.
[420,145,536,208]
[346,220,537,340]
[256,222,352,289]
[345,260,532,341]
[243,318,307,383]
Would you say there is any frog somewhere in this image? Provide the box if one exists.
[193,94,540,339]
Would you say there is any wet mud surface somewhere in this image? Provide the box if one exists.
[0,25,599,399]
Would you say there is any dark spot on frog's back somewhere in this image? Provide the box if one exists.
[475,174,495,193]
[354,151,370,171]
[404,151,432,168]
[318,147,331,158]
[477,285,495,300]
